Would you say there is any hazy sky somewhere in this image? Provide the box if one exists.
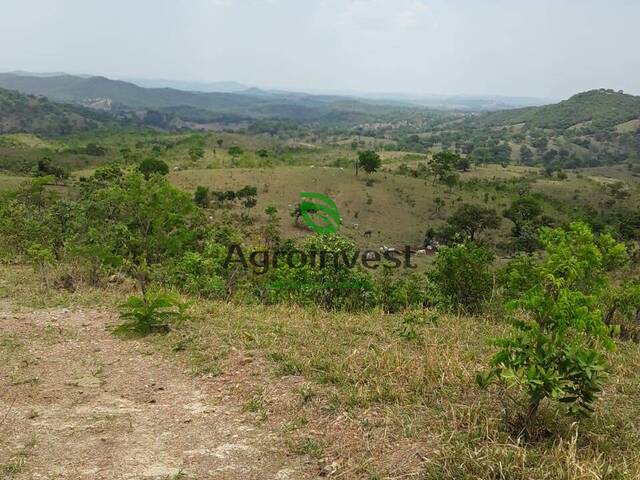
[1,0,639,98]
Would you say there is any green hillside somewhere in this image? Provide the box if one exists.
[477,89,640,130]
[0,87,113,135]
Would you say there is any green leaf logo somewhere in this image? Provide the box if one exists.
[299,192,341,234]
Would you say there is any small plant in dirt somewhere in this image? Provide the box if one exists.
[477,222,626,437]
[114,292,187,336]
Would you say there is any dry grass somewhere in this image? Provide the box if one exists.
[169,165,524,247]
[4,265,640,479]
[0,175,29,192]
[149,301,640,479]
[151,303,640,478]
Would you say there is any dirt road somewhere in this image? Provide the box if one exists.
[0,307,312,479]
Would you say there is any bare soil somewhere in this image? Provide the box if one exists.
[0,306,313,479]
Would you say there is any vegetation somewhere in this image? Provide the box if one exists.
[357,149,381,175]
[115,292,187,335]
[0,87,114,135]
[479,222,627,436]
[0,77,639,479]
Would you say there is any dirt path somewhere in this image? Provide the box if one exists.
[0,307,312,479]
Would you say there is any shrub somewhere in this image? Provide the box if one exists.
[166,243,229,299]
[358,150,381,174]
[264,234,378,311]
[478,222,627,435]
[447,203,500,241]
[34,158,68,180]
[397,310,438,341]
[377,271,428,313]
[228,146,243,157]
[75,170,205,293]
[428,242,495,313]
[194,186,210,208]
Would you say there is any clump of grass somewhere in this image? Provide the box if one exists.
[292,437,323,459]
[0,456,26,478]
[242,390,268,421]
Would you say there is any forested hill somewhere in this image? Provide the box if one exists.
[0,88,114,135]
[476,89,640,130]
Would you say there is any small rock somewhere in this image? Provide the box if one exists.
[76,376,102,388]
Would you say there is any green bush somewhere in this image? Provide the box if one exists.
[377,271,428,313]
[428,242,495,313]
[166,242,229,298]
[478,222,627,434]
[264,234,378,311]
[75,170,205,293]
[138,157,169,179]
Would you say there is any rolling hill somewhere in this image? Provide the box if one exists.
[0,87,114,135]
[476,89,640,130]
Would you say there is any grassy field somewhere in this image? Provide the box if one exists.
[0,175,29,191]
[3,154,638,250]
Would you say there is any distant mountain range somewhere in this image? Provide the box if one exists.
[1,72,637,135]
[0,71,552,116]
[120,77,249,93]
[0,72,433,124]
[332,91,553,111]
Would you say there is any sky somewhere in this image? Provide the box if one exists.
[1,0,639,98]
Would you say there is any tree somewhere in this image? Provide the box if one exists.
[503,196,545,252]
[261,205,280,248]
[77,171,204,294]
[478,223,627,435]
[433,197,445,217]
[138,158,169,179]
[447,204,500,241]
[520,145,534,165]
[143,110,166,128]
[35,158,68,181]
[441,171,459,192]
[85,143,106,156]
[358,150,381,174]
[429,151,459,184]
[503,196,543,236]
[456,157,471,172]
